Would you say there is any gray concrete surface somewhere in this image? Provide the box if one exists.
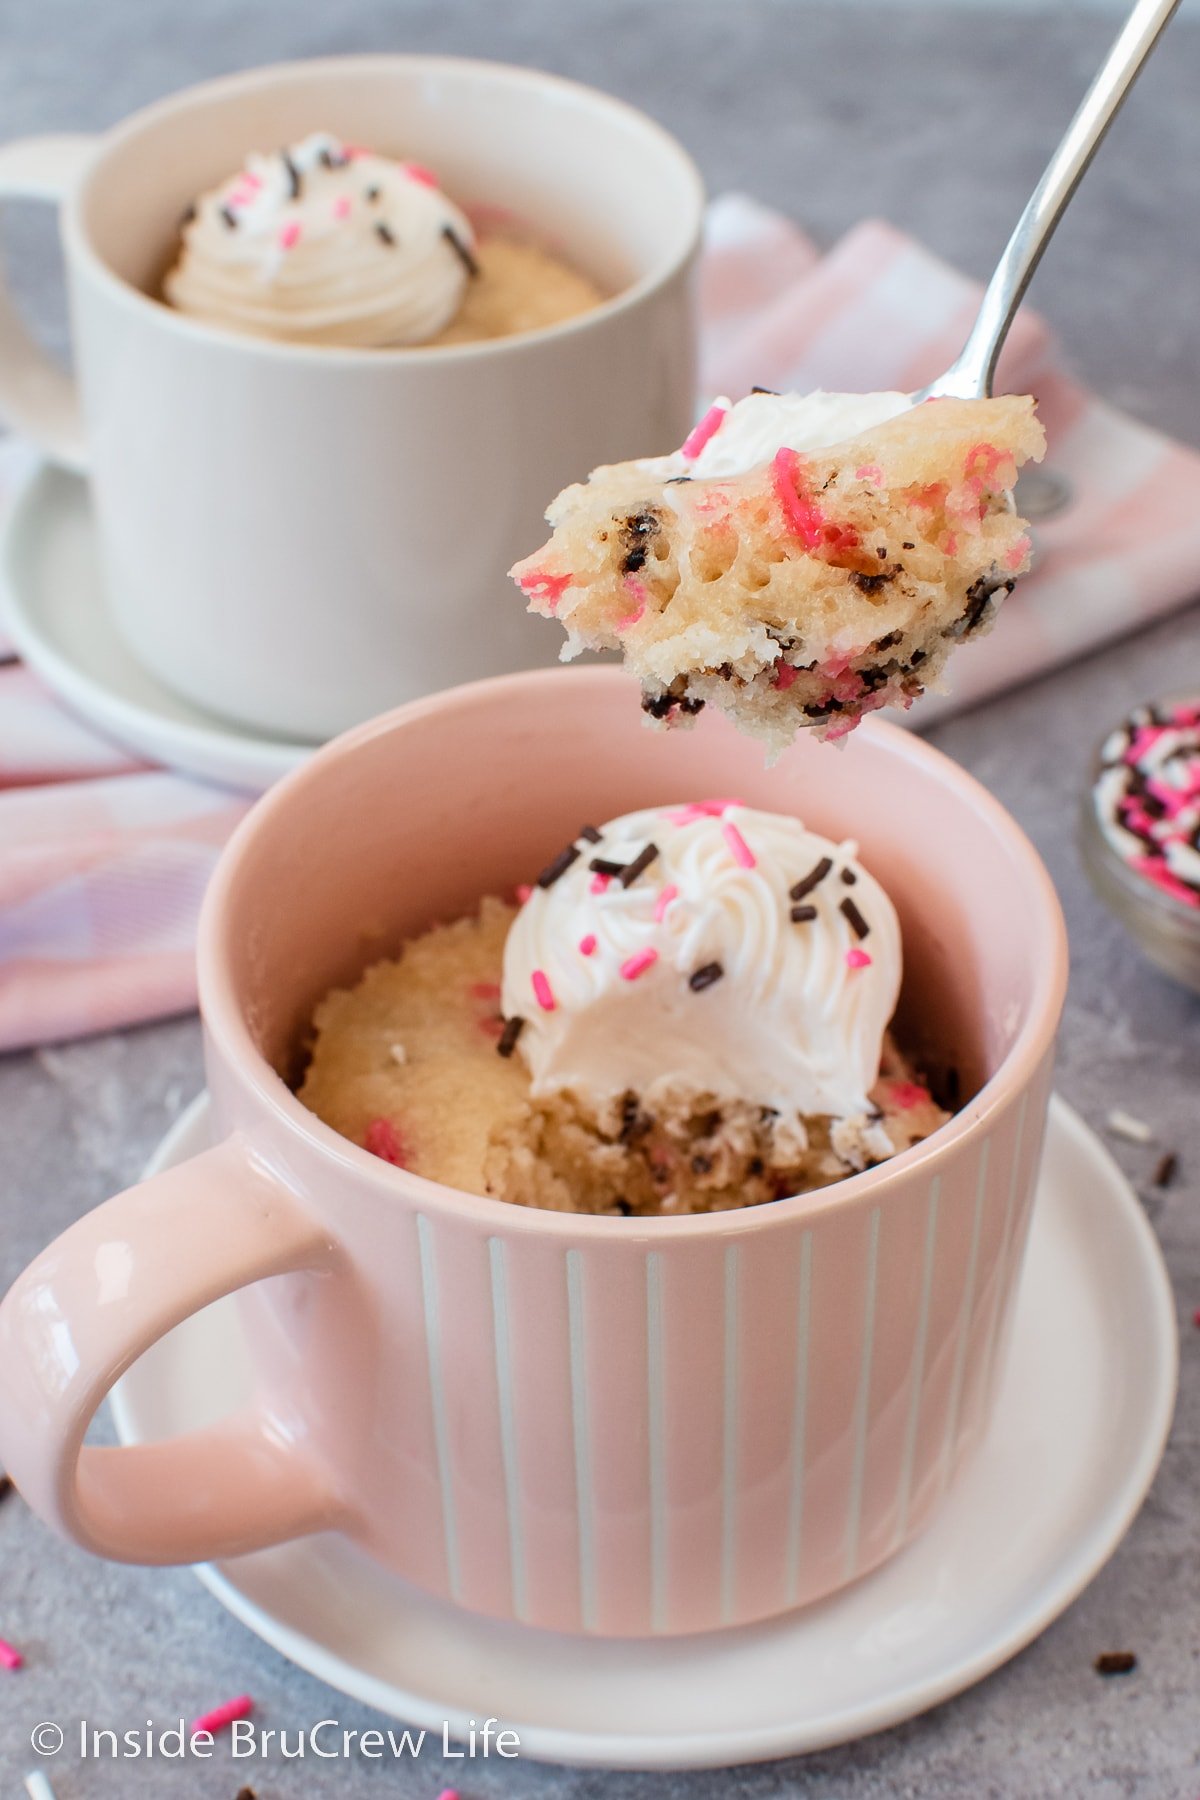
[3,3,1200,1795]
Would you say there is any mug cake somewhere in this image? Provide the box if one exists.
[165,131,604,348]
[299,798,950,1214]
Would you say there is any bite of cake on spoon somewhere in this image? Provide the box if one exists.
[510,388,1044,752]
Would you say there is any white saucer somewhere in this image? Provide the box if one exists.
[111,1094,1177,1770]
[0,462,313,792]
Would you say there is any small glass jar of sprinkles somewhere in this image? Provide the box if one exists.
[1080,696,1200,993]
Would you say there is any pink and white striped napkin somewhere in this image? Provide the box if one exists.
[3,194,1199,1053]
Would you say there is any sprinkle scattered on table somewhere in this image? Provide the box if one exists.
[436,1789,462,1800]
[0,1636,23,1670]
[235,1787,257,1800]
[1106,1108,1152,1145]
[192,1694,253,1735]
[1152,1150,1178,1188]
[24,1773,57,1800]
[1093,1650,1138,1676]
[0,1474,13,1504]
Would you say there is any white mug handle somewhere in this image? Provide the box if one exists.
[0,134,95,472]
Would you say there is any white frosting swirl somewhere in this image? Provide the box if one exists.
[165,133,475,347]
[502,802,902,1119]
[643,389,912,480]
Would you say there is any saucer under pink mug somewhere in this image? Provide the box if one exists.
[0,667,1067,1637]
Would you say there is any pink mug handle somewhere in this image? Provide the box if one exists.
[0,1134,347,1563]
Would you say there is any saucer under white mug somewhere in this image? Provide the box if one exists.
[0,461,313,792]
[108,1092,1176,1771]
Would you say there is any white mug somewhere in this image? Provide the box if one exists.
[0,56,703,739]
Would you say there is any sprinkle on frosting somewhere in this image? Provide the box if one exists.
[620,947,659,981]
[619,843,660,887]
[679,403,727,461]
[840,896,870,939]
[531,970,557,1012]
[579,934,598,957]
[689,961,724,991]
[791,857,833,901]
[722,821,756,869]
[845,947,873,969]
[537,843,581,888]
[496,1015,525,1058]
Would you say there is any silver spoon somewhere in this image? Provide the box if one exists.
[912,0,1180,410]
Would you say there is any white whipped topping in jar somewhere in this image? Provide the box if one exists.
[165,132,477,348]
[641,389,913,481]
[502,801,903,1121]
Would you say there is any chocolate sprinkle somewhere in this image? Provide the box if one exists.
[642,691,676,720]
[841,868,857,885]
[1153,1151,1178,1188]
[620,842,660,888]
[665,475,693,485]
[840,896,870,939]
[536,843,581,887]
[443,224,480,278]
[219,205,238,229]
[281,150,301,199]
[365,183,381,201]
[750,385,780,395]
[790,903,818,923]
[318,147,339,169]
[589,857,627,878]
[613,1197,633,1216]
[0,1474,12,1504]
[902,540,915,550]
[236,1789,259,1800]
[579,824,603,844]
[689,961,724,992]
[790,857,833,902]
[496,1016,525,1059]
[1094,1651,1137,1677]
[375,221,397,247]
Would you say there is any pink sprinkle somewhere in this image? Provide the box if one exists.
[667,798,743,824]
[436,1791,461,1800]
[942,531,959,557]
[1132,857,1200,909]
[333,194,352,220]
[772,446,823,548]
[620,947,659,981]
[722,821,756,869]
[403,163,440,188]
[516,884,534,903]
[590,872,611,895]
[617,576,648,631]
[845,947,872,969]
[854,463,884,485]
[532,970,557,1011]
[517,567,572,613]
[889,1080,930,1110]
[0,1637,23,1671]
[1193,1307,1200,1330]
[191,1695,253,1736]
[654,884,679,922]
[579,933,598,956]
[364,1118,406,1167]
[470,982,501,1001]
[1004,534,1032,571]
[773,658,798,691]
[679,403,727,461]
[278,220,302,250]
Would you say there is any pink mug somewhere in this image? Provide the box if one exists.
[0,667,1067,1636]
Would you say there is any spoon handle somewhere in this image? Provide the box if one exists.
[925,0,1180,401]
